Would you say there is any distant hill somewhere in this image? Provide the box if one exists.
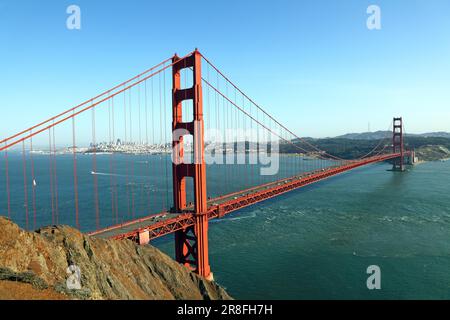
[335,131,450,140]
[418,132,450,138]
[282,132,450,161]
[415,145,450,161]
[335,131,391,140]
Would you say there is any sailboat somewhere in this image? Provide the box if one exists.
[32,178,37,187]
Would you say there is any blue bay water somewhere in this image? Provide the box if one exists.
[156,160,450,299]
[1,153,450,299]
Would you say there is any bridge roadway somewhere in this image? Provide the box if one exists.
[89,153,402,243]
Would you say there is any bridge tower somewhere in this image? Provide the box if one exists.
[171,50,211,280]
[392,117,404,171]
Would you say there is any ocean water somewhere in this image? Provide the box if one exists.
[156,160,450,299]
[1,153,450,299]
[0,153,334,231]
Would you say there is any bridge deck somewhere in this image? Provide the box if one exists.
[89,153,402,242]
[90,168,328,239]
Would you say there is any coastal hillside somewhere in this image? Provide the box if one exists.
[282,136,450,161]
[0,217,231,300]
[415,145,450,162]
[336,131,450,140]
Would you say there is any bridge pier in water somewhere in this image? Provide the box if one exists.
[171,50,212,280]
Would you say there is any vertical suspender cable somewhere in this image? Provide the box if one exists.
[4,143,11,219]
[30,131,36,229]
[163,67,170,210]
[22,141,29,230]
[108,95,115,224]
[92,101,100,229]
[52,124,59,225]
[48,129,55,224]
[72,111,79,229]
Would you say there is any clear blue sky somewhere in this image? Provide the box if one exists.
[1,0,449,139]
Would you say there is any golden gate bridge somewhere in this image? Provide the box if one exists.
[0,49,411,280]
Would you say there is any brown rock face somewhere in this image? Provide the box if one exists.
[0,217,231,300]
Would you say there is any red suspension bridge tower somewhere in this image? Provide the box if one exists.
[171,50,212,280]
[392,117,405,171]
[0,49,413,281]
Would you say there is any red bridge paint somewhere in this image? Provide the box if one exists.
[1,49,409,280]
[87,51,408,280]
[89,152,407,243]
[171,50,211,279]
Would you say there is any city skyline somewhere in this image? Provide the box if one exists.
[1,1,450,302]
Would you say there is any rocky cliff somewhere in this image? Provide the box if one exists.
[0,217,231,300]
